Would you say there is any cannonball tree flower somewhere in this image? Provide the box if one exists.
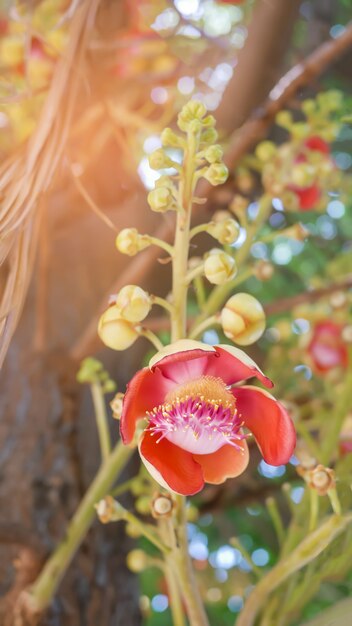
[120,340,296,495]
[308,321,348,373]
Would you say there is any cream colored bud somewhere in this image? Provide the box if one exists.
[115,228,150,256]
[148,149,173,170]
[152,493,174,518]
[204,145,223,164]
[115,285,151,323]
[204,249,237,285]
[147,186,173,212]
[98,306,138,350]
[291,163,316,188]
[255,141,276,162]
[95,496,115,524]
[126,549,148,573]
[110,392,124,420]
[235,168,254,194]
[208,215,240,245]
[161,127,184,148]
[204,163,229,186]
[229,194,249,217]
[200,127,218,146]
[342,325,352,343]
[254,260,274,281]
[177,100,207,131]
[221,293,266,346]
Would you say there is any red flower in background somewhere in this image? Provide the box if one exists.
[289,136,331,211]
[308,321,348,373]
[120,340,296,495]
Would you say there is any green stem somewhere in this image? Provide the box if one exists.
[309,489,319,531]
[266,497,285,546]
[321,356,352,464]
[159,518,187,626]
[152,295,175,315]
[139,328,164,351]
[91,382,111,461]
[188,315,220,340]
[236,514,352,626]
[27,441,133,613]
[147,235,174,256]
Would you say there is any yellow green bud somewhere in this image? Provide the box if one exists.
[221,293,266,346]
[204,144,223,164]
[177,100,207,131]
[200,127,218,146]
[301,99,316,116]
[276,111,293,129]
[114,285,151,323]
[148,148,174,170]
[255,141,276,162]
[208,213,240,245]
[204,163,229,186]
[98,306,138,350]
[204,249,237,285]
[147,186,173,212]
[161,127,184,148]
[115,228,150,256]
[125,522,142,538]
[126,549,148,573]
[291,122,310,139]
[290,163,316,187]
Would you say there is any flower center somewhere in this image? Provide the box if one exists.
[146,376,244,454]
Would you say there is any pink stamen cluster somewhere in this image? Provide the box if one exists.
[146,395,245,455]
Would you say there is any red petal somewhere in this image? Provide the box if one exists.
[150,341,215,384]
[204,345,273,388]
[234,386,296,465]
[304,136,330,155]
[120,368,175,444]
[139,431,204,495]
[193,441,249,484]
[294,185,321,210]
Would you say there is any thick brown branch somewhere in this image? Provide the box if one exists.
[264,276,352,317]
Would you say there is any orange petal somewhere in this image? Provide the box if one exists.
[139,430,204,495]
[193,440,249,485]
[205,344,273,388]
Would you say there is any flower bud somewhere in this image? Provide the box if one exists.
[281,191,300,212]
[110,392,124,420]
[114,285,151,322]
[204,249,237,285]
[229,194,249,218]
[276,111,293,129]
[126,549,148,573]
[95,496,116,523]
[255,141,276,162]
[177,100,207,132]
[148,149,174,170]
[151,493,174,518]
[98,306,138,350]
[307,464,336,496]
[161,127,184,148]
[291,163,316,188]
[204,144,223,164]
[235,168,254,193]
[208,214,240,245]
[147,186,173,212]
[115,228,150,256]
[221,293,266,346]
[204,163,229,186]
[254,260,274,281]
[200,127,218,146]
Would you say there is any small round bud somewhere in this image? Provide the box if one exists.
[126,549,148,573]
[229,194,249,217]
[135,496,152,516]
[125,522,142,538]
[307,465,336,496]
[301,99,316,116]
[115,228,150,256]
[204,145,223,164]
[221,293,266,346]
[147,186,173,212]
[208,214,240,245]
[98,306,138,350]
[200,127,218,146]
[148,149,173,170]
[114,285,151,323]
[255,141,276,162]
[95,496,115,524]
[254,260,274,281]
[290,163,316,188]
[204,163,229,186]
[110,392,124,420]
[151,493,174,518]
[281,191,300,212]
[204,249,237,285]
[276,111,293,129]
[235,168,254,193]
[177,100,207,131]
[161,127,184,148]
[291,122,310,140]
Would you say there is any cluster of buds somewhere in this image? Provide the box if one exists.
[98,285,152,351]
[220,293,266,345]
[250,92,344,212]
[76,357,116,393]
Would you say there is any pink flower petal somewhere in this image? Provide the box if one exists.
[139,431,204,495]
[193,440,249,484]
[204,345,273,388]
[120,367,175,444]
[234,386,296,465]
[149,340,216,385]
